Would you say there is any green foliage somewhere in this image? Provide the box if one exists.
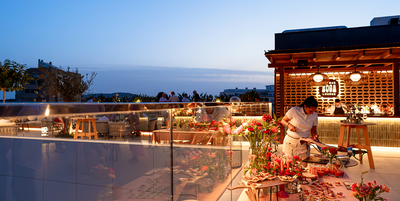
[0,59,33,102]
[214,93,235,102]
[199,92,214,102]
[38,66,96,102]
[239,90,260,102]
[89,90,264,103]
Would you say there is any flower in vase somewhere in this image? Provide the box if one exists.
[223,125,231,134]
[248,127,254,132]
[234,125,244,134]
[359,184,371,195]
[271,126,279,133]
[201,165,208,171]
[262,114,273,122]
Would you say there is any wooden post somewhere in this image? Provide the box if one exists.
[279,67,285,117]
[274,68,277,114]
[393,62,399,116]
[279,67,285,143]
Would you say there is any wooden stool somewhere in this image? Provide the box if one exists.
[74,118,98,140]
[337,122,376,169]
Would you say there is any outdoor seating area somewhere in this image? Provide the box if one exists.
[0,102,399,201]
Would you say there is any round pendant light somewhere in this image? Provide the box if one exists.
[307,66,330,86]
[344,65,368,86]
[313,74,324,82]
[350,73,361,82]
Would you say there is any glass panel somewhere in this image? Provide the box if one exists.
[0,102,275,201]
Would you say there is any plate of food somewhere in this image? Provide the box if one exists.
[278,175,298,182]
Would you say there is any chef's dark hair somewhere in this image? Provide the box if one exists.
[335,99,340,103]
[299,96,318,108]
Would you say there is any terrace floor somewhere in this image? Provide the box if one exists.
[11,129,400,200]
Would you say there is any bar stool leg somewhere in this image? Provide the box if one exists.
[362,127,375,169]
[338,125,345,146]
[345,126,351,147]
[356,128,362,164]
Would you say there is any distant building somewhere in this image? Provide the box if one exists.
[221,85,275,102]
[15,59,59,102]
[82,92,135,101]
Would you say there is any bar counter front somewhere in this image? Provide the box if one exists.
[317,115,400,147]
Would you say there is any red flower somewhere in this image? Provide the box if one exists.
[271,126,279,133]
[201,166,208,171]
[262,114,273,122]
[248,127,254,132]
[256,123,262,126]
[329,147,338,155]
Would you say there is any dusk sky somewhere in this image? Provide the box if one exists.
[1,0,399,100]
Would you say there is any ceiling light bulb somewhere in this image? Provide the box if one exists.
[350,73,361,82]
[313,74,324,82]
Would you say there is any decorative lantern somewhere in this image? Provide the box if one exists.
[307,66,329,86]
[344,65,368,86]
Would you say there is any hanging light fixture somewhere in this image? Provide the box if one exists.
[344,65,368,86]
[307,66,329,86]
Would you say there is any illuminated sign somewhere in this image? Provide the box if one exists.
[319,79,339,98]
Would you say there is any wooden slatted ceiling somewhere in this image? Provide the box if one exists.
[265,47,400,69]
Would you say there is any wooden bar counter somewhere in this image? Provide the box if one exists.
[317,115,400,147]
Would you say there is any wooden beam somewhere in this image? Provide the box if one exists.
[290,55,294,63]
[313,53,317,62]
[268,58,400,68]
[331,52,340,61]
[393,62,399,116]
[352,50,365,60]
[284,66,392,74]
[375,49,392,59]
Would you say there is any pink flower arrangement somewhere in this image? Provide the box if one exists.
[351,171,390,201]
[223,125,231,134]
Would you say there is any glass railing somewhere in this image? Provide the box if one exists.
[0,102,271,201]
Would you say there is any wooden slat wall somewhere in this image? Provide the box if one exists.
[281,71,394,113]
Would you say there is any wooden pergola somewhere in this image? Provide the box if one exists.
[265,44,400,117]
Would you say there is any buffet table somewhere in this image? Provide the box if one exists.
[237,172,353,201]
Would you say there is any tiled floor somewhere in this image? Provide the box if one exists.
[343,146,400,200]
[11,129,400,200]
[224,144,400,201]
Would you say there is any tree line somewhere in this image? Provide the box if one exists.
[90,90,261,103]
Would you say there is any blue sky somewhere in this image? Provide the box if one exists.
[1,0,399,99]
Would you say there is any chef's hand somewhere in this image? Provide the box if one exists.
[288,123,296,132]
[312,134,319,142]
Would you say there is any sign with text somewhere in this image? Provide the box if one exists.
[319,79,339,98]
